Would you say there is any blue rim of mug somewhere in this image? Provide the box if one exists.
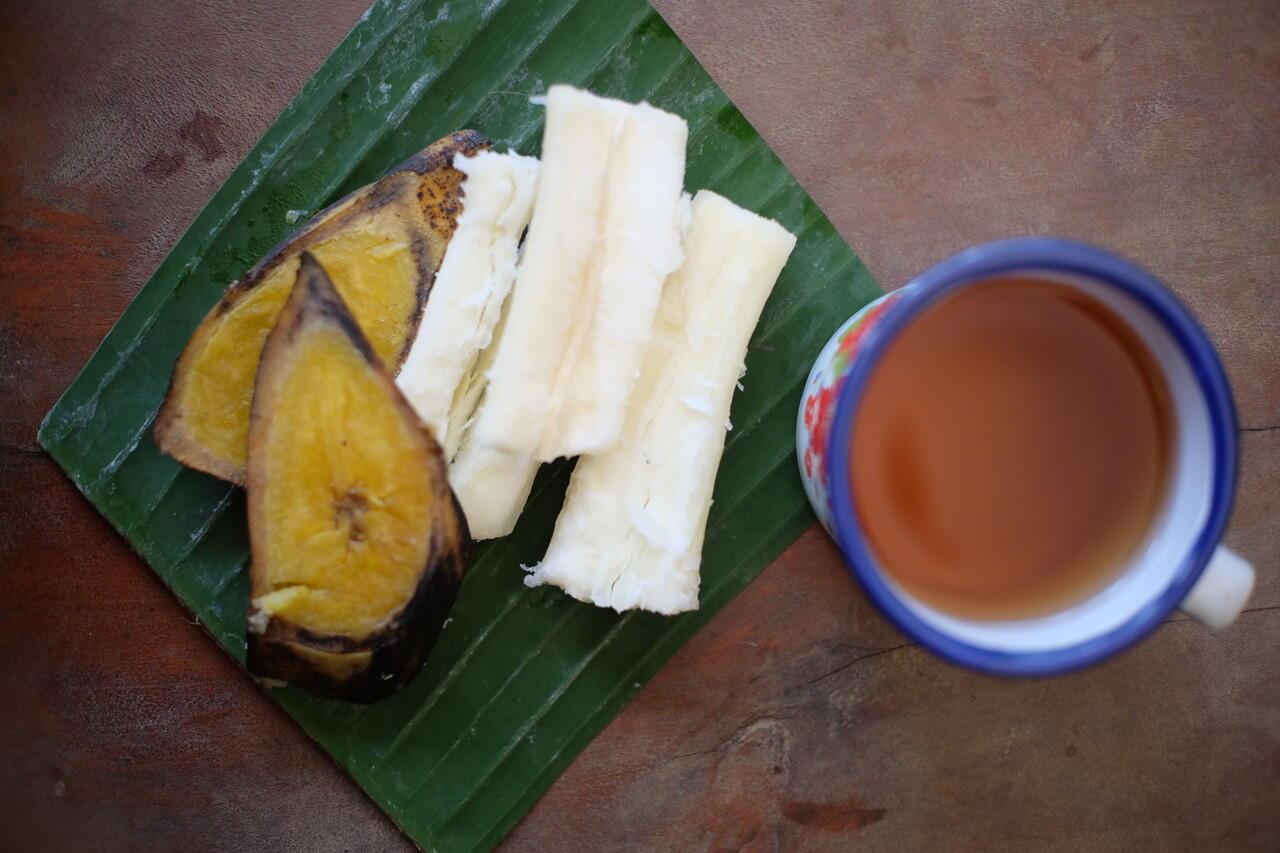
[825,237,1238,676]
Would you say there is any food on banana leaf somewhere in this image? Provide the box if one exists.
[149,83,799,702]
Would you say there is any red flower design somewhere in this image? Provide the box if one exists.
[807,294,901,487]
[836,326,861,362]
[811,384,837,457]
[839,294,896,360]
[803,390,820,430]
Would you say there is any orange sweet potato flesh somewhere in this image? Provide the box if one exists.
[155,131,489,484]
[245,253,470,703]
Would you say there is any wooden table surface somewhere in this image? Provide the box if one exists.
[2,1,1277,850]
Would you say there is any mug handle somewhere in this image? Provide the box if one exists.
[1180,546,1256,629]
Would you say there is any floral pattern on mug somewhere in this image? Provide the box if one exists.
[797,289,902,535]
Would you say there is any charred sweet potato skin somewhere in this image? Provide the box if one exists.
[244,254,471,703]
[154,130,490,484]
[246,502,468,703]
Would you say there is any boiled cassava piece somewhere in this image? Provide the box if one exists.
[472,85,689,463]
[524,190,796,614]
[394,149,544,539]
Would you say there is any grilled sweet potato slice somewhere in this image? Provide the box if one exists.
[155,130,489,484]
[245,254,469,703]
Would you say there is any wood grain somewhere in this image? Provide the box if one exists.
[1,0,1277,850]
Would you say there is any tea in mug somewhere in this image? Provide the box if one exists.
[851,277,1174,620]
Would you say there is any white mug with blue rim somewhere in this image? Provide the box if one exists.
[796,238,1254,676]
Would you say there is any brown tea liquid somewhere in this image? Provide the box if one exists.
[851,278,1173,620]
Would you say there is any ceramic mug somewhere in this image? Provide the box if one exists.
[797,237,1254,676]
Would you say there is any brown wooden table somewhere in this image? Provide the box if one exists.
[2,1,1277,850]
